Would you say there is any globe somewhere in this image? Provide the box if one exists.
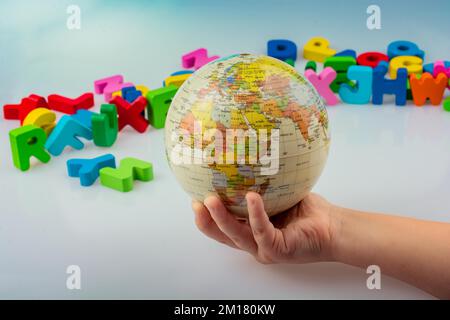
[165,54,330,217]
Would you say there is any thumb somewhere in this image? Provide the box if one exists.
[246,192,276,250]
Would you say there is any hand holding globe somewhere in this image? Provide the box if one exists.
[192,191,336,264]
[164,55,450,300]
[165,54,330,217]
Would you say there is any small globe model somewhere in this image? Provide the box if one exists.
[165,54,330,217]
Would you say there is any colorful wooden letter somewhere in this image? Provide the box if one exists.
[335,49,357,59]
[112,84,149,99]
[267,39,297,63]
[304,68,338,106]
[67,154,116,186]
[387,40,425,59]
[45,115,93,156]
[110,96,148,133]
[99,157,153,192]
[284,58,295,66]
[3,103,23,120]
[303,37,336,63]
[3,94,48,123]
[146,85,178,129]
[47,93,94,114]
[339,66,373,105]
[389,56,423,79]
[182,48,219,70]
[171,70,194,76]
[121,86,142,103]
[95,75,123,94]
[163,71,194,86]
[23,108,56,136]
[324,56,356,93]
[372,61,407,106]
[71,109,95,129]
[423,61,450,74]
[444,97,450,112]
[94,74,133,101]
[410,73,448,106]
[92,104,118,147]
[357,52,390,68]
[9,125,51,171]
[135,85,150,96]
[304,61,317,72]
[164,73,192,87]
[433,61,450,89]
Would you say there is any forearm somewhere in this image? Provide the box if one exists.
[330,206,450,299]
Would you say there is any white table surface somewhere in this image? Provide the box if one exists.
[1,0,449,299]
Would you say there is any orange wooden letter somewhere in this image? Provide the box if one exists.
[410,73,448,106]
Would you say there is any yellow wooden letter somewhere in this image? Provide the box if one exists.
[111,90,122,98]
[303,37,336,63]
[135,85,149,96]
[164,74,191,87]
[389,56,423,79]
[23,108,56,136]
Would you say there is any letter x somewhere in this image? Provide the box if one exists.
[110,96,148,133]
[305,67,338,106]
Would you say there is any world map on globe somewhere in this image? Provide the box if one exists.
[165,54,330,217]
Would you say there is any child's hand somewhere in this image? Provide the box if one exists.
[192,192,338,264]
[193,192,450,298]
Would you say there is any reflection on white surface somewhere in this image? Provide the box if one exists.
[0,0,449,299]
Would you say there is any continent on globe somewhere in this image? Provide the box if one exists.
[165,54,330,217]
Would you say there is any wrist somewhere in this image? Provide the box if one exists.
[327,204,346,263]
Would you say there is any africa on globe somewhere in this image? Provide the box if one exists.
[165,54,330,217]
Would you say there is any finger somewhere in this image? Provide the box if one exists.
[204,196,257,254]
[246,192,277,250]
[192,200,238,249]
